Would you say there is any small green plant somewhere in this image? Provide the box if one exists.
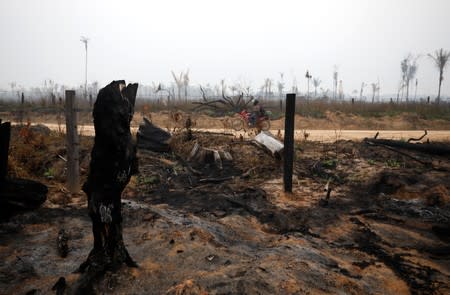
[322,158,337,169]
[385,159,402,168]
[138,175,160,185]
[44,168,55,179]
[367,159,376,165]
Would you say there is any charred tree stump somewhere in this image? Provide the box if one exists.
[75,81,139,292]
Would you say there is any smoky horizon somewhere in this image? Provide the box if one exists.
[1,0,450,100]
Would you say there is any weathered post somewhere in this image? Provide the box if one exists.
[19,93,24,125]
[65,90,80,193]
[284,93,296,192]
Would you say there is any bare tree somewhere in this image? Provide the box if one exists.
[312,78,321,97]
[359,82,366,101]
[263,78,272,99]
[414,78,418,101]
[400,54,419,102]
[277,73,285,99]
[371,83,377,103]
[338,80,344,100]
[428,48,450,104]
[320,87,330,98]
[155,83,173,104]
[332,66,338,100]
[396,80,404,103]
[291,76,298,94]
[220,79,227,97]
[9,82,16,99]
[183,70,190,101]
[171,71,184,100]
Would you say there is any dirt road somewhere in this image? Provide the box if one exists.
[27,123,450,142]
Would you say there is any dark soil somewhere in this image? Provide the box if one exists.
[1,129,449,294]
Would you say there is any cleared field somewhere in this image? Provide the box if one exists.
[20,122,450,142]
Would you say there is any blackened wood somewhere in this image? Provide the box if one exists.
[65,90,80,193]
[76,81,139,292]
[407,130,427,143]
[364,138,450,156]
[284,93,296,192]
[137,117,171,152]
[0,121,11,182]
[0,178,47,219]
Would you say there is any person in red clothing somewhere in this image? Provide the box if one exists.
[250,99,263,126]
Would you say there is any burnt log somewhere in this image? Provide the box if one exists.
[137,117,171,152]
[0,120,47,220]
[0,178,48,220]
[364,138,450,156]
[75,81,139,291]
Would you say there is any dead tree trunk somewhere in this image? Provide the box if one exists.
[76,81,139,291]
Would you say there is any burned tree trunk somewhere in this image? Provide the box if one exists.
[76,81,139,286]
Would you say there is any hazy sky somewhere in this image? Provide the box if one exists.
[1,0,450,98]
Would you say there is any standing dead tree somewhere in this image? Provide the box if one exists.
[332,66,338,100]
[428,48,450,104]
[277,73,285,99]
[359,82,366,101]
[371,82,378,103]
[312,78,321,98]
[171,71,184,101]
[400,54,419,102]
[75,80,139,292]
[193,85,254,113]
[183,70,190,101]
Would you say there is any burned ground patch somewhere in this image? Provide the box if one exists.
[1,128,449,294]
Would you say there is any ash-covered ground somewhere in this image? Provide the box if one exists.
[1,128,449,294]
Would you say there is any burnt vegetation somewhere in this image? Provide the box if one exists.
[1,98,450,294]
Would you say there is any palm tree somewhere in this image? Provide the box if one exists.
[428,48,450,104]
[305,71,312,99]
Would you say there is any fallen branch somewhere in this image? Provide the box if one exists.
[407,130,428,143]
[198,176,234,183]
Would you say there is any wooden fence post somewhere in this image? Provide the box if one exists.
[284,93,296,192]
[65,90,80,193]
[19,93,24,125]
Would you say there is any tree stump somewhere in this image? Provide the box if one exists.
[75,81,139,291]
